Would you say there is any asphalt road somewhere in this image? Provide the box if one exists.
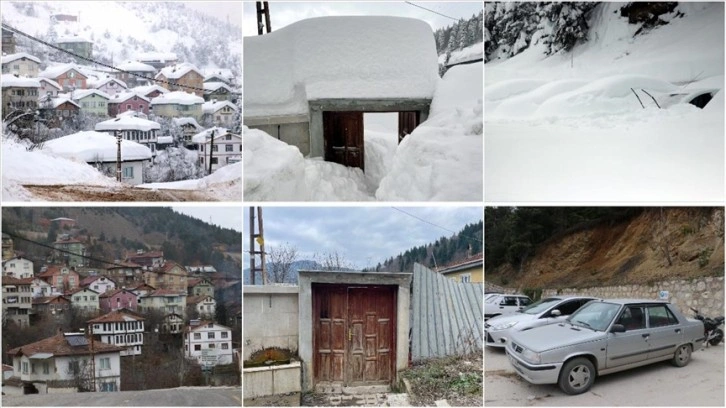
[485,343,724,406]
[2,386,242,406]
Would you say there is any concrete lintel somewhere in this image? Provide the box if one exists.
[298,270,412,286]
[244,114,308,126]
[244,285,300,294]
[308,98,432,112]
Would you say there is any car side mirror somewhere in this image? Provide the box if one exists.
[550,309,561,317]
[611,324,626,333]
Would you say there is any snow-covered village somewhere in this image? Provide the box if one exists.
[1,2,242,201]
[485,2,724,202]
[243,2,483,201]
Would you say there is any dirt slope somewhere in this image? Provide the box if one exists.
[488,208,724,288]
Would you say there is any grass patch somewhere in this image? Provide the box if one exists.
[401,353,482,407]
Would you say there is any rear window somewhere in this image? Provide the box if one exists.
[647,305,679,327]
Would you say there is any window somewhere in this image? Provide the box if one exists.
[194,333,201,340]
[100,357,110,370]
[212,145,218,152]
[209,343,216,349]
[31,363,36,374]
[194,344,201,351]
[617,306,646,330]
[460,274,471,283]
[123,166,134,178]
[211,158,218,165]
[221,331,228,339]
[648,305,679,327]
[43,362,49,374]
[208,332,215,339]
[22,362,28,374]
[221,343,229,350]
[225,134,231,140]
[225,144,233,152]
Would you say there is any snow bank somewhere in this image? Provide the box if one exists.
[439,42,483,66]
[492,79,587,117]
[43,131,152,162]
[140,162,241,201]
[1,74,40,88]
[244,16,439,117]
[430,63,483,115]
[304,159,373,201]
[243,126,308,200]
[95,117,161,132]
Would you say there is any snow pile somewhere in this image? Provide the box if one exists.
[377,62,483,201]
[439,42,483,66]
[140,161,241,201]
[43,131,152,162]
[1,74,40,88]
[95,117,160,132]
[244,16,439,117]
[151,91,204,105]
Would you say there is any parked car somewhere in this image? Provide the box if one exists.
[485,294,532,320]
[485,296,598,348]
[506,299,704,395]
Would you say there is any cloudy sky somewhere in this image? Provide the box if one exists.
[172,206,242,232]
[185,1,242,28]
[243,206,482,269]
[242,1,482,36]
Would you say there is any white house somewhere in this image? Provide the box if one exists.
[68,287,100,312]
[30,278,54,298]
[2,277,32,328]
[193,127,241,172]
[187,295,216,320]
[81,275,116,294]
[38,78,62,97]
[1,52,41,77]
[3,257,34,279]
[6,332,123,394]
[202,100,237,126]
[184,321,233,367]
[88,310,145,357]
[43,131,152,185]
[95,116,162,155]
[139,289,186,316]
[92,77,128,97]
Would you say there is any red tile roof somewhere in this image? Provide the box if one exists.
[7,332,125,357]
[187,295,213,305]
[2,276,33,285]
[87,309,145,323]
[99,288,137,299]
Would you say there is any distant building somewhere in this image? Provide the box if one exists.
[38,77,62,98]
[107,91,150,117]
[29,278,54,298]
[71,89,110,116]
[39,64,88,91]
[155,62,204,97]
[99,289,138,313]
[51,237,87,268]
[32,295,71,318]
[55,35,93,62]
[80,275,116,294]
[144,261,188,293]
[139,289,186,316]
[105,262,143,287]
[2,27,16,54]
[172,117,203,147]
[1,233,13,261]
[37,265,80,293]
[3,257,34,279]
[92,77,128,97]
[126,250,164,268]
[1,74,40,113]
[68,287,100,312]
[2,277,33,328]
[187,295,216,320]
[150,91,204,120]
[131,84,168,100]
[202,82,235,102]
[184,321,233,367]
[1,53,40,77]
[194,128,241,172]
[134,52,178,70]
[437,253,483,283]
[88,310,145,356]
[116,61,156,88]
[95,116,162,156]
[202,100,238,126]
[187,277,215,297]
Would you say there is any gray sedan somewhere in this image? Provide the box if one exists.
[506,299,704,395]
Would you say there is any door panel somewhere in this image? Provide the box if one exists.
[323,111,364,170]
[398,111,420,143]
[347,287,394,386]
[313,287,347,383]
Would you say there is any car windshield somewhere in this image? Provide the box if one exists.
[566,301,620,331]
[519,297,561,315]
[485,295,500,303]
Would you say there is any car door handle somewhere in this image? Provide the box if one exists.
[642,333,650,338]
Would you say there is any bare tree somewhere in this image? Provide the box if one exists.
[315,250,355,271]
[65,357,94,392]
[267,243,299,283]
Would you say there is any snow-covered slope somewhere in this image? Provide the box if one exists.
[140,161,241,201]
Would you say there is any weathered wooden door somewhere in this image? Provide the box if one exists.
[398,111,420,143]
[313,285,396,387]
[323,111,364,171]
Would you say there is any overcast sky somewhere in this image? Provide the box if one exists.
[243,206,482,270]
[184,1,242,29]
[242,1,482,36]
[172,206,242,232]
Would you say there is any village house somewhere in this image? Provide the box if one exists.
[126,250,164,269]
[95,116,162,155]
[155,62,204,97]
[187,265,218,276]
[203,82,235,102]
[184,321,233,368]
[131,84,168,100]
[71,89,110,116]
[2,277,33,328]
[144,261,188,293]
[203,68,235,86]
[51,237,86,268]
[6,332,124,394]
[39,64,88,91]
[107,91,150,117]
[2,27,16,54]
[37,265,80,293]
[193,128,242,172]
[80,275,116,294]
[127,282,155,298]
[1,75,40,112]
[3,256,34,279]
[187,277,215,297]
[99,288,138,313]
[32,295,71,318]
[55,35,93,62]
[172,117,204,147]
[150,91,204,120]
[39,96,80,127]
[92,77,128,97]
[135,51,178,70]
[38,77,62,98]
[187,295,216,320]
[105,261,143,286]
[139,289,186,316]
[30,278,54,298]
[437,253,483,283]
[161,313,184,334]
[88,310,145,356]
[202,100,237,126]
[1,52,40,77]
[68,287,100,312]
[43,131,153,185]
[116,60,156,88]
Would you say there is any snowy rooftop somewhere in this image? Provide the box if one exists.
[95,117,161,132]
[43,131,152,162]
[191,127,229,144]
[203,68,234,80]
[157,135,174,144]
[132,84,169,96]
[72,89,110,100]
[244,16,439,117]
[39,64,85,79]
[135,52,178,62]
[203,82,233,93]
[118,60,156,72]
[151,91,204,105]
[202,100,237,114]
[1,52,41,65]
[156,62,203,80]
[56,35,92,44]
[38,77,62,90]
[93,77,128,89]
[109,91,149,104]
[172,117,202,129]
[50,97,80,109]
[1,74,40,88]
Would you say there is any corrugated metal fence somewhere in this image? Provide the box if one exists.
[411,263,483,361]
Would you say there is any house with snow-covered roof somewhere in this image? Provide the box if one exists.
[202,100,237,126]
[107,91,150,117]
[193,127,241,172]
[39,64,88,91]
[116,60,156,88]
[55,34,93,62]
[38,96,80,126]
[1,53,40,77]
[172,117,204,147]
[70,89,110,116]
[243,16,439,171]
[203,82,235,102]
[38,77,62,98]
[132,84,168,99]
[155,62,204,97]
[135,52,178,70]
[151,91,204,120]
[95,116,162,155]
[42,131,152,185]
[92,77,128,97]
[1,74,40,112]
[203,68,235,86]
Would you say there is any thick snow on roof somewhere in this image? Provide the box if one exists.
[44,131,152,162]
[202,100,237,114]
[203,68,234,80]
[156,62,202,80]
[203,82,233,93]
[95,117,160,132]
[118,60,156,72]
[108,91,149,104]
[56,35,92,44]
[151,91,204,105]
[39,64,85,79]
[72,89,110,100]
[2,52,41,65]
[135,52,178,62]
[38,77,62,90]
[244,16,439,117]
[132,84,169,96]
[172,117,202,129]
[50,97,80,109]
[1,74,40,88]
[157,135,174,144]
[93,77,128,89]
[191,127,228,144]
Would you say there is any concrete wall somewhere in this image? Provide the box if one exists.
[243,286,299,360]
[243,361,301,400]
[247,122,310,156]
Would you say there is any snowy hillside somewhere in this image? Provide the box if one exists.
[485,2,724,202]
[1,1,240,72]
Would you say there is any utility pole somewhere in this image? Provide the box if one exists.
[248,207,267,285]
[256,2,271,35]
[87,323,96,392]
[207,130,215,175]
[115,130,122,182]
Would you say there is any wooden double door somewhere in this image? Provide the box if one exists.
[312,284,396,387]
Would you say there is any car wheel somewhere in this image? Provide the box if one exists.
[671,344,692,367]
[558,357,595,395]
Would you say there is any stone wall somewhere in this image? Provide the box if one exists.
[243,286,299,361]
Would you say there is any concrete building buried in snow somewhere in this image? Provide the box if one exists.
[184,320,233,368]
[243,16,439,171]
[95,116,162,156]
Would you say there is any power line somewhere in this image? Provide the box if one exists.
[391,207,482,243]
[404,1,459,21]
[1,23,241,97]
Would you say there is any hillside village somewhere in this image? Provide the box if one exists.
[1,6,241,189]
[1,214,242,395]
